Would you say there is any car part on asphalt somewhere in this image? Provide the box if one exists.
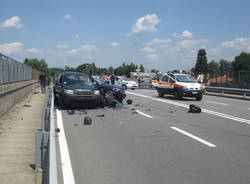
[126,99,133,104]
[67,110,75,115]
[188,104,202,113]
[55,128,60,133]
[84,116,92,125]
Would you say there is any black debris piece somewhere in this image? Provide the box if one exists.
[23,104,31,107]
[73,124,78,126]
[67,110,75,115]
[145,108,151,111]
[21,118,23,120]
[126,99,133,105]
[96,114,105,117]
[134,104,140,107]
[131,110,138,115]
[33,91,39,94]
[188,104,202,113]
[131,108,136,111]
[84,116,92,125]
[55,128,60,133]
[169,111,174,113]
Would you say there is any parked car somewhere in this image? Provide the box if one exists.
[54,71,103,107]
[91,76,126,103]
[114,76,138,90]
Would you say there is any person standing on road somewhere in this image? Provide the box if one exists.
[39,72,46,93]
[110,74,115,85]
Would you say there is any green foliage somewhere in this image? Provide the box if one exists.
[232,52,250,71]
[24,58,48,73]
[208,60,219,78]
[195,49,208,74]
[139,64,145,72]
[219,59,232,75]
[151,69,159,73]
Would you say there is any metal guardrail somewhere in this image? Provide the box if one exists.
[205,86,250,98]
[35,85,58,184]
[0,53,32,85]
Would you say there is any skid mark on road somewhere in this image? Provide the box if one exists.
[171,126,217,147]
[127,91,250,125]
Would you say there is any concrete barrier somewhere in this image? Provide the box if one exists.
[0,80,39,117]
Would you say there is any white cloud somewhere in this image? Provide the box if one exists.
[64,14,72,20]
[140,47,156,53]
[0,42,23,55]
[0,16,23,29]
[146,38,172,46]
[146,54,159,61]
[173,30,192,39]
[56,44,70,49]
[177,39,208,48]
[81,55,92,61]
[74,34,80,39]
[208,37,250,60]
[109,42,120,47]
[125,14,160,36]
[27,48,41,55]
[68,44,98,54]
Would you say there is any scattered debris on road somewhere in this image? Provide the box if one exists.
[126,99,133,105]
[188,104,201,113]
[96,114,105,117]
[145,108,151,111]
[67,110,75,115]
[134,104,140,107]
[73,123,78,126]
[84,116,92,125]
[33,91,39,94]
[55,128,60,133]
[23,104,31,107]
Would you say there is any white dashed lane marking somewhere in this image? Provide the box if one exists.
[205,100,228,106]
[171,126,217,148]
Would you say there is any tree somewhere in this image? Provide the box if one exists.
[194,49,208,74]
[232,52,250,71]
[139,64,145,72]
[219,59,232,75]
[208,60,219,78]
[151,69,159,73]
[24,58,48,73]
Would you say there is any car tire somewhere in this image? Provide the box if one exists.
[58,95,64,107]
[158,91,164,97]
[131,88,135,90]
[174,90,181,100]
[196,94,203,101]
[122,84,127,90]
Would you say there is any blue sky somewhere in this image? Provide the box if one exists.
[1,0,250,71]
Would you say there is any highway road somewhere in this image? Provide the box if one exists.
[56,89,250,184]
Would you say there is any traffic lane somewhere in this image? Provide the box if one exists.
[129,89,250,120]
[59,103,250,184]
[126,92,250,145]
[126,93,250,169]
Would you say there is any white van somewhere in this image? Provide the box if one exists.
[152,72,205,100]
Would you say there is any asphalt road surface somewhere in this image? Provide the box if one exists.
[56,89,250,184]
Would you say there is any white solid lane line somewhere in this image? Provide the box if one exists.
[205,100,228,106]
[57,110,76,184]
[127,91,250,125]
[171,127,217,148]
[134,110,153,119]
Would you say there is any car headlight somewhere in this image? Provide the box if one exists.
[64,89,74,94]
[94,90,100,95]
[200,86,206,90]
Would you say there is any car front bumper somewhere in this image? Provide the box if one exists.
[62,94,102,106]
[180,89,205,97]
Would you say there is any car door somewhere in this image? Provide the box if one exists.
[160,75,172,94]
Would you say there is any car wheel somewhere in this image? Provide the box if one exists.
[196,94,203,101]
[58,95,64,107]
[158,91,164,97]
[174,90,181,100]
[122,84,127,90]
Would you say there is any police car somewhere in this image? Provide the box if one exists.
[152,71,205,101]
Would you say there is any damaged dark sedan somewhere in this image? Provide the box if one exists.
[54,71,103,107]
[91,76,126,104]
